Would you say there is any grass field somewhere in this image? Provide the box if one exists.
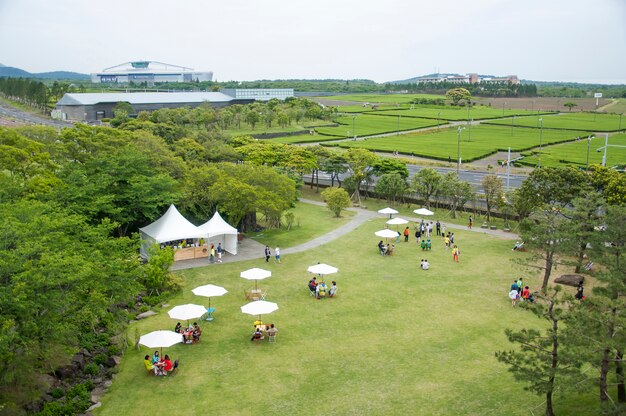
[601,99,626,114]
[519,133,626,168]
[95,201,601,416]
[336,104,405,113]
[369,106,554,121]
[485,112,625,132]
[324,124,585,161]
[314,93,445,103]
[315,114,442,137]
[266,134,347,144]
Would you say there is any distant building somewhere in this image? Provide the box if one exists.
[414,73,519,85]
[54,89,295,122]
[90,61,213,84]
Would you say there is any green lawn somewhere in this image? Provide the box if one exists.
[370,106,554,121]
[314,93,446,103]
[225,123,310,137]
[519,133,626,168]
[95,213,601,415]
[602,99,626,114]
[315,114,442,138]
[325,124,584,162]
[336,104,405,113]
[246,201,355,248]
[266,133,345,144]
[485,112,625,132]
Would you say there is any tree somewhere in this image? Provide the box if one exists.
[321,187,351,217]
[482,174,504,222]
[344,148,379,205]
[371,157,409,179]
[563,102,578,112]
[516,167,591,211]
[410,168,443,208]
[319,153,348,187]
[567,192,604,273]
[374,173,407,204]
[590,165,626,206]
[440,173,474,218]
[445,87,471,105]
[496,287,580,416]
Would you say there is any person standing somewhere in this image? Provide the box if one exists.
[452,245,460,262]
[468,215,473,229]
[217,243,223,263]
[436,220,441,236]
[275,246,281,263]
[403,226,410,242]
[264,246,271,262]
[575,281,584,300]
[209,244,215,263]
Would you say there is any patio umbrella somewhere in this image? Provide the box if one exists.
[378,207,399,218]
[192,284,228,309]
[414,208,434,216]
[139,330,183,356]
[240,268,272,291]
[307,263,339,278]
[375,229,399,240]
[386,217,408,231]
[240,300,279,321]
[167,304,207,326]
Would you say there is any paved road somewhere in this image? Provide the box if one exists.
[0,100,71,128]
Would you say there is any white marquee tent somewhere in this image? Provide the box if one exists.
[139,204,207,258]
[198,211,238,255]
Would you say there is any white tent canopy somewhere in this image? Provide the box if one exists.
[198,211,238,255]
[139,204,207,258]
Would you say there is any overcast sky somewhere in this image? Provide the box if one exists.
[0,0,624,84]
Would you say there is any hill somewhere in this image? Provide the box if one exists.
[0,65,89,80]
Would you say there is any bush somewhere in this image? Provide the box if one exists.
[94,353,108,366]
[50,388,64,399]
[84,363,99,376]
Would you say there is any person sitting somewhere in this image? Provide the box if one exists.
[318,282,328,298]
[251,327,264,341]
[421,259,430,270]
[144,355,155,375]
[378,240,385,255]
[329,281,338,297]
[308,277,317,294]
[253,319,264,330]
[386,244,395,256]
[151,351,160,365]
[174,322,182,334]
[426,239,432,250]
[512,241,525,251]
[182,325,194,344]
[161,354,174,376]
[266,323,278,340]
[192,322,202,343]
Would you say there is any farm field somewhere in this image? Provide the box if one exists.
[313,93,445,103]
[315,114,442,137]
[485,112,625,132]
[95,203,601,416]
[369,106,553,121]
[324,124,585,162]
[335,104,404,113]
[519,133,626,168]
[601,98,626,114]
[267,133,345,144]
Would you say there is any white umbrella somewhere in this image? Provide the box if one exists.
[192,284,228,309]
[240,268,272,291]
[240,300,279,320]
[307,263,338,276]
[168,304,207,326]
[375,229,399,239]
[139,330,183,355]
[414,208,434,216]
[386,217,408,231]
[378,207,399,218]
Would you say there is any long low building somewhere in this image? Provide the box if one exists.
[91,61,213,84]
[54,89,294,122]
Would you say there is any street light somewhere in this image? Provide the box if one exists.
[596,133,626,167]
[585,135,594,172]
[538,118,543,168]
[457,126,465,174]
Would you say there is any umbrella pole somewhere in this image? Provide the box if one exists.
[208,297,212,310]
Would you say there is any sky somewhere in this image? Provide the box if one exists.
[0,0,625,84]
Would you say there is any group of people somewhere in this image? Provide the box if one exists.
[308,277,338,299]
[420,259,430,270]
[420,239,432,251]
[144,351,175,376]
[251,322,278,341]
[508,278,535,306]
[264,246,281,263]
[377,240,395,256]
[174,322,202,344]
[209,243,223,263]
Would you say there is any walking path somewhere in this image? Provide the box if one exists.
[171,199,518,271]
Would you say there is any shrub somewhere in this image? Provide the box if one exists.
[84,363,99,376]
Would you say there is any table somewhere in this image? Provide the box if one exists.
[204,307,216,321]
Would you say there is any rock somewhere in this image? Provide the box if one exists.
[41,394,55,403]
[90,387,106,403]
[38,374,57,391]
[71,353,86,370]
[93,377,103,385]
[136,310,157,320]
[87,402,102,412]
[104,380,113,388]
[105,356,122,368]
[55,364,78,380]
[554,274,584,287]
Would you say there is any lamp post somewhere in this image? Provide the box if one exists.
[457,126,465,174]
[538,117,543,168]
[595,134,626,167]
[585,135,594,172]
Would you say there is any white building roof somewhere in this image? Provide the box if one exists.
[139,204,207,243]
[197,212,238,237]
[57,92,234,106]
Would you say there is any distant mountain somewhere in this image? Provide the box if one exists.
[0,65,89,80]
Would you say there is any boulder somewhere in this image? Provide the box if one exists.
[71,353,86,370]
[55,364,78,380]
[554,274,584,287]
[86,402,102,412]
[136,310,157,320]
[90,387,106,403]
[105,356,122,368]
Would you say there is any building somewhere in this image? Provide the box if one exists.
[90,61,213,84]
[414,73,519,85]
[54,89,295,122]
